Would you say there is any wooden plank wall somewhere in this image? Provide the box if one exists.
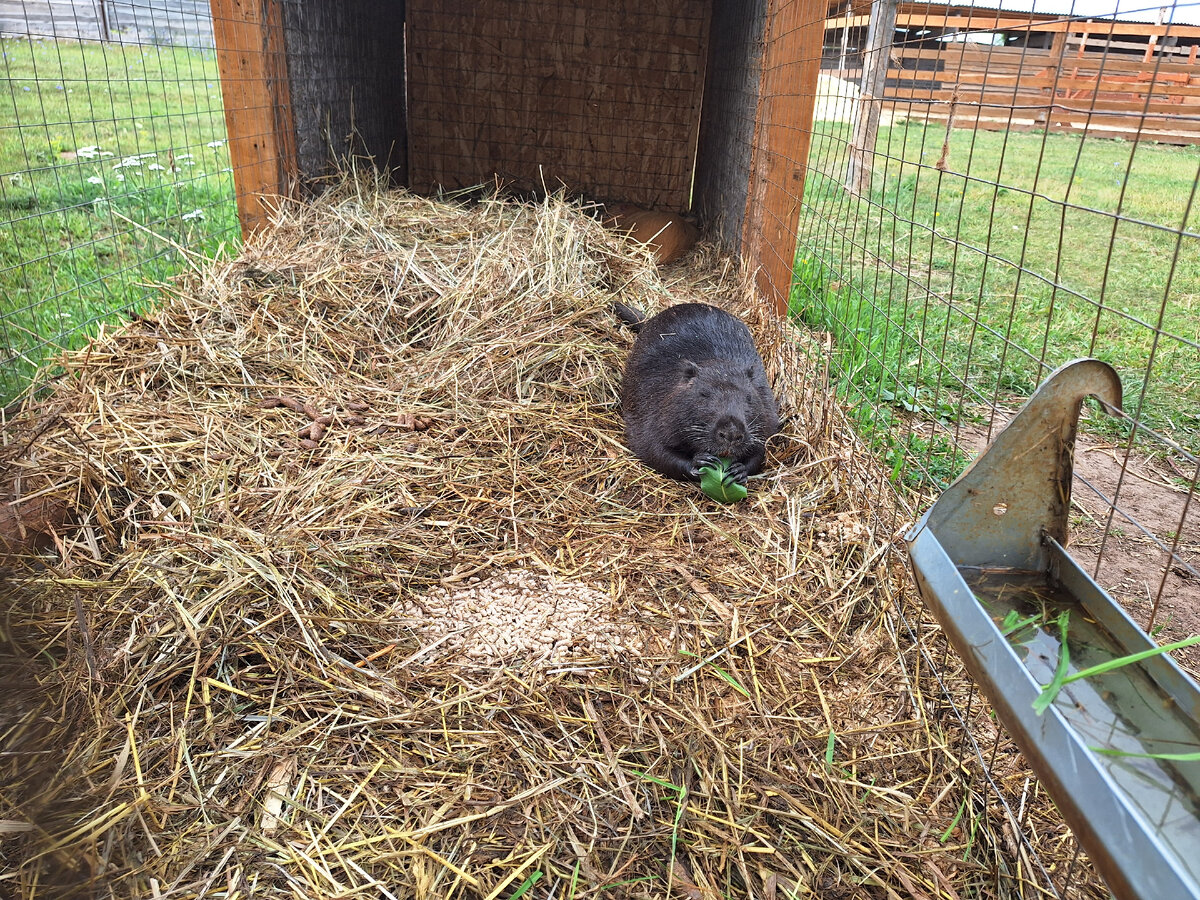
[833,42,1200,145]
[280,1,408,183]
[405,0,710,211]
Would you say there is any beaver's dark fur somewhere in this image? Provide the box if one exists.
[620,302,780,485]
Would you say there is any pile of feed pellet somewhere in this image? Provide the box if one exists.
[398,570,644,664]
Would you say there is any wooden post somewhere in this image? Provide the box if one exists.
[1050,28,1066,64]
[210,0,298,238]
[847,0,898,194]
[742,0,828,312]
[96,0,110,42]
[838,0,851,74]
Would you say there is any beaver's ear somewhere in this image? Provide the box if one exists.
[682,360,700,380]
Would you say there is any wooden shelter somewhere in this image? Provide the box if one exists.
[822,0,1200,143]
[209,0,831,310]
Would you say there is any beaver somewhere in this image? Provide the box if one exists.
[619,302,780,485]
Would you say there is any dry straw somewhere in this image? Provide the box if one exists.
[1,171,1103,898]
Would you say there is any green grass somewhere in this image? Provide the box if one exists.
[1,37,239,401]
[797,121,1200,463]
[790,254,970,491]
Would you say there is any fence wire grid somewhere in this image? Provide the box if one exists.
[801,0,1199,654]
[791,0,1200,895]
[0,0,236,402]
[0,0,1198,898]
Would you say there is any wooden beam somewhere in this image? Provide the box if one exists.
[1050,27,1066,65]
[743,0,828,312]
[848,0,899,194]
[825,12,1200,39]
[211,0,298,238]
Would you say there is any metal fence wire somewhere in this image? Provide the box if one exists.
[1,0,1198,897]
[0,0,236,401]
[799,0,1199,660]
[792,0,1200,895]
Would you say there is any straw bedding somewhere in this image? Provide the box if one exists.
[1,174,1104,898]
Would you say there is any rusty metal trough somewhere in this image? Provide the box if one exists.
[905,359,1200,900]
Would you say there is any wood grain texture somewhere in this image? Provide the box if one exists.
[745,0,826,312]
[211,0,298,236]
[406,0,709,210]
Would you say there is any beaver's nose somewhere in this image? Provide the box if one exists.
[714,417,746,452]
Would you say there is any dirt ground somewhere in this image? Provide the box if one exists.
[953,415,1200,675]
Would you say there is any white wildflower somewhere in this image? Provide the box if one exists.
[181,209,205,221]
[87,175,103,185]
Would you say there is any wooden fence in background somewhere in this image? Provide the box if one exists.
[828,32,1200,144]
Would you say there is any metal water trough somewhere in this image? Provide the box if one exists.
[904,359,1200,900]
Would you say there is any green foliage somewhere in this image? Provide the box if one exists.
[698,456,749,503]
[998,609,1044,645]
[1091,747,1200,762]
[679,648,750,695]
[788,255,969,492]
[1035,624,1200,715]
[508,870,543,899]
[799,122,1200,458]
[1031,612,1073,715]
[1,37,239,401]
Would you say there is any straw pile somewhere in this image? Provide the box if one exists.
[1,173,1105,898]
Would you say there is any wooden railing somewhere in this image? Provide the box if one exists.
[829,42,1200,144]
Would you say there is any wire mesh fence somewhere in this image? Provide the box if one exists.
[801,0,1199,648]
[2,0,1198,896]
[791,0,1200,894]
[0,0,237,402]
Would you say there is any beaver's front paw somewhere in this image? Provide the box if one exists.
[724,461,748,486]
[690,453,723,479]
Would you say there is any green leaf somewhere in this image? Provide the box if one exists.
[1059,634,1200,684]
[940,795,967,843]
[698,457,748,503]
[1034,624,1200,716]
[678,649,750,696]
[631,770,682,794]
[509,871,543,899]
[1032,612,1073,715]
[708,662,750,696]
[999,609,1043,644]
[1090,747,1200,762]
